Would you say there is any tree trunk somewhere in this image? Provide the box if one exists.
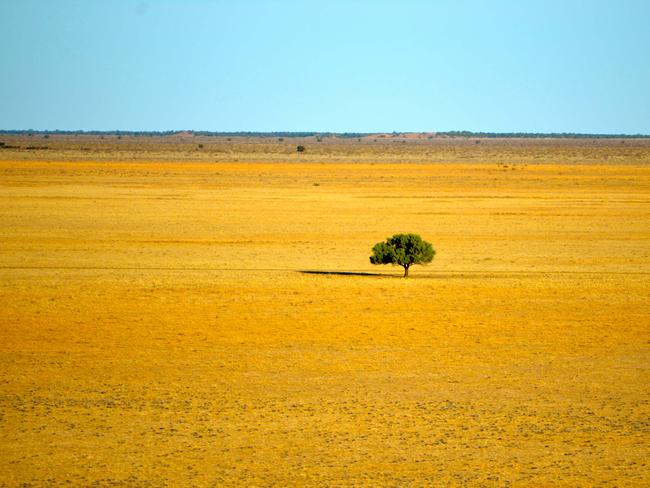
[403,265,409,278]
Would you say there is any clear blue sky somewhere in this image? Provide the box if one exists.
[1,0,649,133]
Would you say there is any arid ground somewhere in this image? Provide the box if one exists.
[1,137,649,485]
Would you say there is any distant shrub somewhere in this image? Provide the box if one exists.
[198,144,204,149]
[296,145,305,152]
[278,137,284,142]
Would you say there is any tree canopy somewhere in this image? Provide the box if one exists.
[370,233,435,277]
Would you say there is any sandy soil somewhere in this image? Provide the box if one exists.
[2,133,650,164]
[0,154,649,485]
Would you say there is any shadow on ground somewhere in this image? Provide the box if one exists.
[298,270,391,277]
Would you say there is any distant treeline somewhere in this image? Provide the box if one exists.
[0,130,368,138]
[437,131,650,139]
[0,130,648,139]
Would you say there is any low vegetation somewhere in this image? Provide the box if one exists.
[0,142,648,485]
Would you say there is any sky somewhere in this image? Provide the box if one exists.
[1,0,649,133]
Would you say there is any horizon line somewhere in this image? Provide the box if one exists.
[1,129,650,139]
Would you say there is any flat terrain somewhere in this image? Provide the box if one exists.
[1,139,649,485]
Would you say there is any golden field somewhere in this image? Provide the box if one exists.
[0,139,649,486]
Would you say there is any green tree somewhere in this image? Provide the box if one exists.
[370,233,435,277]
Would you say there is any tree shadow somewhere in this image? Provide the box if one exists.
[298,270,391,277]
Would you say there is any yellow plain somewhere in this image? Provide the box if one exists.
[1,159,649,485]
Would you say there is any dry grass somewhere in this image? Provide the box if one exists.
[2,133,650,164]
[0,146,649,485]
